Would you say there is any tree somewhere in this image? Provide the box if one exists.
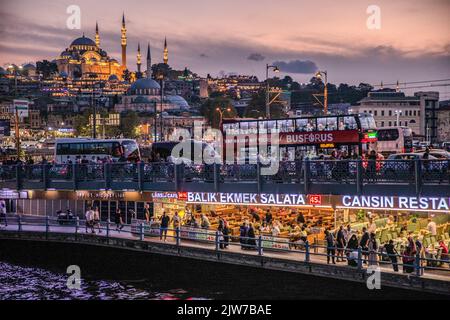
[122,69,132,82]
[119,111,140,138]
[36,60,58,78]
[243,90,288,119]
[200,97,236,128]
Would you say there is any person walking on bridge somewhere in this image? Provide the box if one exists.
[115,208,124,233]
[85,207,95,234]
[0,200,7,227]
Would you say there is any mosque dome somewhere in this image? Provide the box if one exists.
[70,35,96,47]
[130,78,161,90]
[165,95,189,109]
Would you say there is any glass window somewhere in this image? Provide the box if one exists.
[317,118,327,131]
[258,121,267,134]
[307,118,316,131]
[278,119,294,133]
[296,119,308,132]
[239,122,249,135]
[326,117,337,131]
[378,129,399,141]
[248,121,258,134]
[267,120,277,133]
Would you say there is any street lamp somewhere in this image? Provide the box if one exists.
[158,74,164,141]
[266,64,280,119]
[315,70,328,115]
[216,107,231,128]
[394,110,402,127]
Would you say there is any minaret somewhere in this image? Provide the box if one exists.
[163,37,168,65]
[137,43,142,74]
[121,13,127,68]
[146,42,152,78]
[95,21,100,48]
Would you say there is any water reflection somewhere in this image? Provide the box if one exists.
[0,262,209,300]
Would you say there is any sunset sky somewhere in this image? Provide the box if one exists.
[1,0,449,96]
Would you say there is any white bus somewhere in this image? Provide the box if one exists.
[376,127,413,155]
[54,139,140,163]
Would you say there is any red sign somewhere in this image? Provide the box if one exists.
[280,130,360,145]
[309,195,322,205]
[177,192,188,201]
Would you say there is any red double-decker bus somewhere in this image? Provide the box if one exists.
[221,113,377,162]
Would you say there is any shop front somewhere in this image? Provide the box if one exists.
[176,192,449,252]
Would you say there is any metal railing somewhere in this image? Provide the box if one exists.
[1,159,449,193]
[1,215,449,279]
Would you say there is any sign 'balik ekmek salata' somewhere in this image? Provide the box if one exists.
[186,192,450,212]
[187,192,308,206]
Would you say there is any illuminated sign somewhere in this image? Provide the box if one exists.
[280,130,360,145]
[187,192,307,206]
[361,131,378,143]
[340,195,450,211]
[320,143,335,148]
[309,195,322,205]
[76,191,125,200]
[151,192,179,199]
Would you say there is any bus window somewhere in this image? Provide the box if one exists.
[281,119,294,133]
[240,122,249,135]
[296,119,308,132]
[317,118,327,131]
[258,121,267,134]
[122,140,140,160]
[248,121,258,134]
[112,143,122,157]
[307,118,316,131]
[359,113,377,130]
[378,129,399,141]
[326,117,337,131]
[343,116,357,130]
[267,121,277,134]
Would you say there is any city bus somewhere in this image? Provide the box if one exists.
[54,138,140,163]
[221,113,377,162]
[376,127,413,155]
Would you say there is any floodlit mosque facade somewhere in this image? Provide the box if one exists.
[56,14,129,80]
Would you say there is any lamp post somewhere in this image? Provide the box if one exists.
[315,70,328,115]
[10,65,23,160]
[395,110,402,127]
[158,74,164,141]
[266,64,280,119]
[216,107,231,129]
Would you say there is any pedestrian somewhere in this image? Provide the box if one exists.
[265,210,273,224]
[0,200,7,227]
[222,219,230,249]
[402,237,417,273]
[239,221,249,250]
[115,208,124,232]
[346,234,359,267]
[359,227,370,264]
[160,211,170,241]
[368,233,378,266]
[384,240,399,272]
[325,229,336,264]
[336,225,346,262]
[218,219,225,249]
[172,211,181,230]
[200,214,210,230]
[93,206,102,233]
[247,223,256,250]
[144,203,151,222]
[85,206,95,234]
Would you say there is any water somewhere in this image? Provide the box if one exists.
[0,261,208,300]
[0,240,447,300]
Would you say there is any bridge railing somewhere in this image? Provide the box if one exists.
[2,159,449,192]
[1,215,449,279]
